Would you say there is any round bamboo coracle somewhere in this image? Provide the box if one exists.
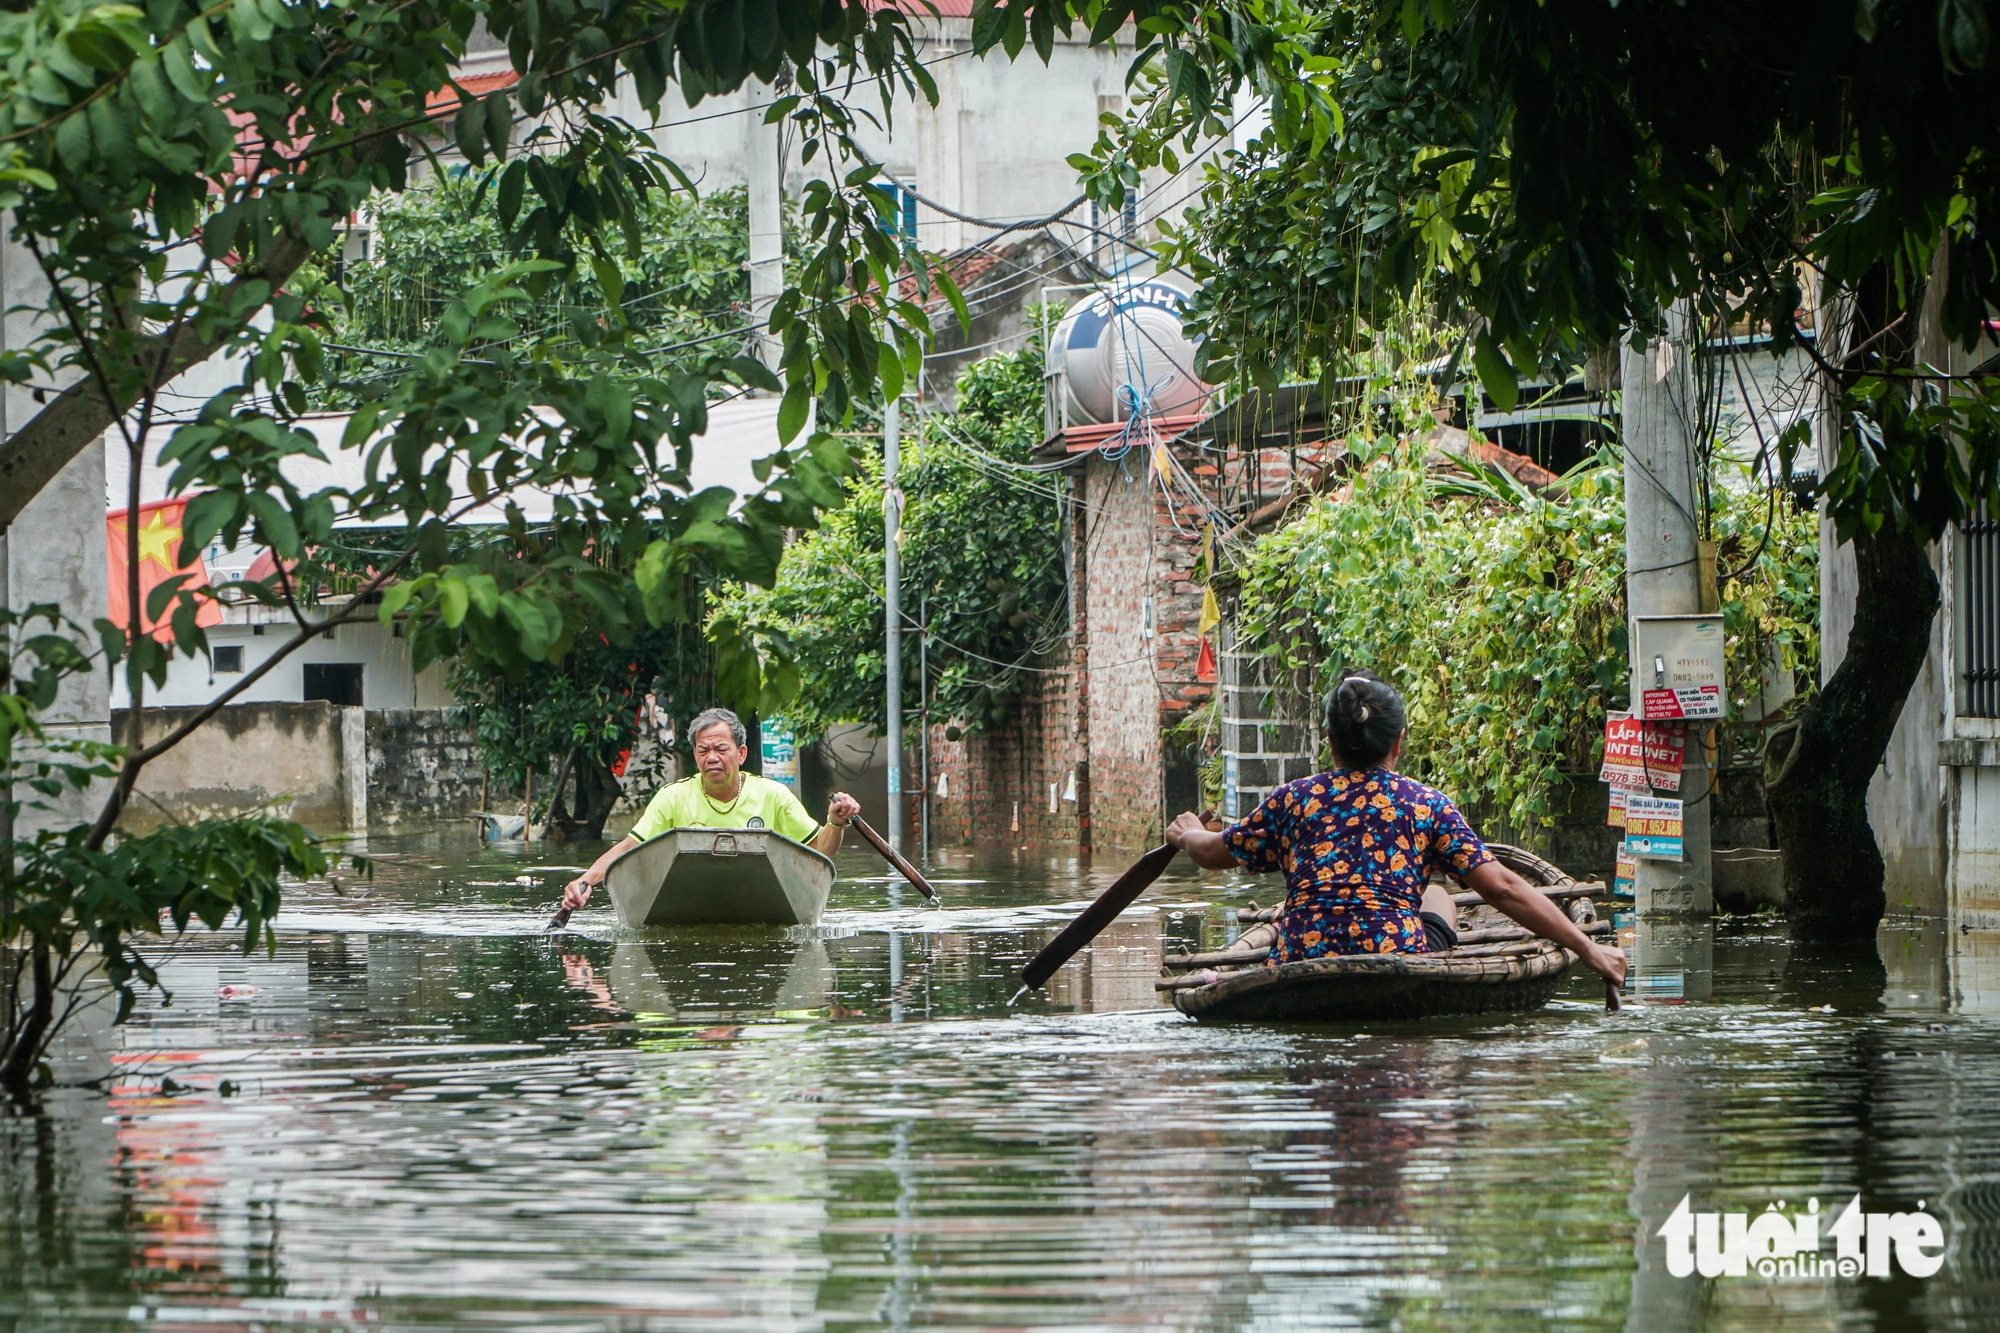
[1179,844,1606,1021]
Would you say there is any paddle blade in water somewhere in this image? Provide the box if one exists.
[1018,844,1179,991]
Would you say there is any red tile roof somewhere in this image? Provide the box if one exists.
[1041,415,1210,455]
[427,69,522,110]
[882,0,980,16]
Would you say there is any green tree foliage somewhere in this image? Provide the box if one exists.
[320,175,782,400]
[1237,428,1818,834]
[450,616,724,837]
[717,343,1064,741]
[1,604,352,1089]
[1149,2,2000,430]
[0,0,988,1091]
[0,0,977,501]
[1054,0,2000,941]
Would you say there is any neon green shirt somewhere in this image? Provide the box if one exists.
[628,773,820,844]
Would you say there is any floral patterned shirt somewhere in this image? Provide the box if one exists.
[1223,768,1495,959]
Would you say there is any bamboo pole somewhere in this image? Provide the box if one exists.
[1164,920,1611,971]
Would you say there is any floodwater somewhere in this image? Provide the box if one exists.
[4,832,2000,1331]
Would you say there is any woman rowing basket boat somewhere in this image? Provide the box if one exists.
[1165,669,1627,989]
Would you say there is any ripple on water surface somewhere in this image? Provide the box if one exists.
[4,834,2000,1331]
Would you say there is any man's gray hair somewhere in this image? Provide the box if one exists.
[688,707,748,749]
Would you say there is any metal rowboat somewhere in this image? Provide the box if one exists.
[602,826,835,927]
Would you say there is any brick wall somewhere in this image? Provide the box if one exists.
[1080,457,1164,848]
[1074,448,1216,851]
[915,437,1230,854]
[367,708,483,825]
[924,666,1077,848]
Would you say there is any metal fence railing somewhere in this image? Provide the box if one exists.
[1964,506,2000,719]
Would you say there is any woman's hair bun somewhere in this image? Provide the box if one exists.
[1327,668,1406,770]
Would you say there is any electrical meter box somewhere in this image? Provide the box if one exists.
[1632,614,1725,721]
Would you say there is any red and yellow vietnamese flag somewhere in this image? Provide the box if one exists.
[107,499,224,641]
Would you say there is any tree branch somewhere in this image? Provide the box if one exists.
[0,230,319,531]
[88,485,497,846]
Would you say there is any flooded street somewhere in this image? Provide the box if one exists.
[4,831,2000,1331]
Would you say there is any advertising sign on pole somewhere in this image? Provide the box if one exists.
[760,714,799,792]
[1625,794,1686,861]
[1642,684,1724,721]
[1599,711,1687,790]
[1613,846,1638,898]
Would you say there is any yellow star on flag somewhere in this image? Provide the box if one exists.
[115,508,183,571]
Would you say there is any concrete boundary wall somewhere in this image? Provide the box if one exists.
[114,703,486,832]
[115,702,360,832]
[365,708,483,826]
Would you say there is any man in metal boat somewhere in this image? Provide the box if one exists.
[1164,668,1627,987]
[558,707,861,912]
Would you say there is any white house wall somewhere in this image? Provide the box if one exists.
[2,233,112,835]
[588,19,1228,257]
[109,398,789,516]
[1817,385,1950,915]
[111,614,451,712]
[1714,341,1820,482]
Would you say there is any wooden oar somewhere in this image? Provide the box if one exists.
[1011,843,1180,1003]
[848,815,940,902]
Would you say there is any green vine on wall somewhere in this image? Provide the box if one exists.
[1235,433,1818,831]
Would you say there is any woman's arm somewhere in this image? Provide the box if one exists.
[1166,811,1240,870]
[1462,860,1628,986]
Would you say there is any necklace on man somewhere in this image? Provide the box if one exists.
[701,775,744,814]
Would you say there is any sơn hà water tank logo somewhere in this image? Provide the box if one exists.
[1657,1194,1944,1279]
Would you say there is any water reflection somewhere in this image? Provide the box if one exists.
[602,936,838,1021]
[1627,917,1716,1004]
[2,835,2000,1330]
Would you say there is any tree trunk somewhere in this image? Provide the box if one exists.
[563,756,623,841]
[0,941,54,1095]
[1764,522,1939,943]
[0,232,319,531]
[539,747,579,842]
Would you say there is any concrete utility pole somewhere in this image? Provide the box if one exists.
[918,590,929,863]
[745,82,784,376]
[1620,303,1715,915]
[884,396,905,852]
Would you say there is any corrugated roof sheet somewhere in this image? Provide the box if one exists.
[428,69,522,109]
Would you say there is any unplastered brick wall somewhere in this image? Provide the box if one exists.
[924,665,1079,848]
[918,436,1227,853]
[1078,449,1214,851]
